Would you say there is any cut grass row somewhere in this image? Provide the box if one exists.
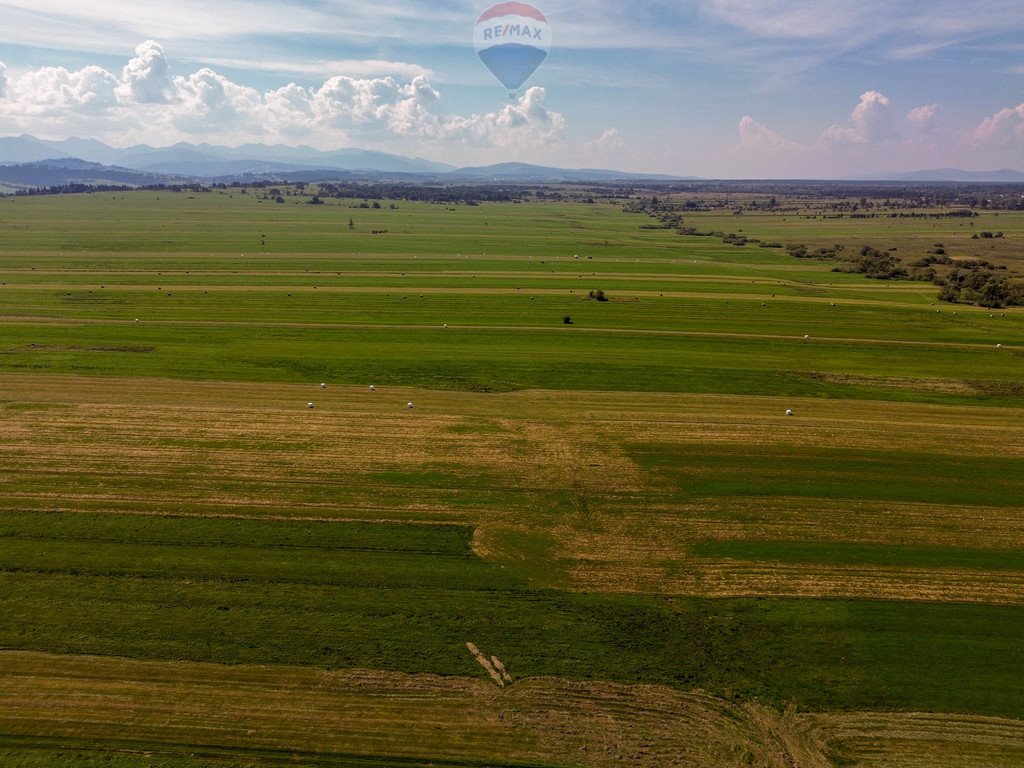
[4,650,1023,768]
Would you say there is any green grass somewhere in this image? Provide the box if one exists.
[691,540,1024,571]
[631,443,1024,507]
[1,193,1020,408]
[1,322,1021,404]
[2,190,1024,761]
[1,511,1023,718]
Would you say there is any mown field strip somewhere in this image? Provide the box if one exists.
[4,373,1023,427]
[4,650,1022,768]
[801,711,1024,768]
[3,651,1022,768]
[3,374,1023,607]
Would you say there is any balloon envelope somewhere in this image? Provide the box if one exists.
[474,2,551,92]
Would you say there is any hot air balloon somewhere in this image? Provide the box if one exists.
[474,2,551,99]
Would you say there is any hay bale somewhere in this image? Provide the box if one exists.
[785,409,794,416]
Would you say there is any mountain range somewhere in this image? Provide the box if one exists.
[0,134,455,176]
[850,168,1024,183]
[1,134,1022,187]
[0,134,685,185]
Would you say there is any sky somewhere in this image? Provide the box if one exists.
[0,0,1022,177]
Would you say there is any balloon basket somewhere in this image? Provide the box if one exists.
[508,91,518,101]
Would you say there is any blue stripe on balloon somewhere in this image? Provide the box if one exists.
[476,44,548,91]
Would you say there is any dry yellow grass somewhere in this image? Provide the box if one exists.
[802,711,1024,768]
[2,651,1020,767]
[3,374,1023,603]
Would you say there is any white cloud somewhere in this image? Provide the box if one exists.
[720,95,957,177]
[261,83,317,137]
[440,87,565,148]
[0,41,565,154]
[7,65,120,115]
[823,90,897,144]
[0,61,6,98]
[121,40,173,104]
[311,75,440,137]
[201,58,435,81]
[906,104,939,134]
[718,115,812,177]
[971,104,1024,147]
[171,68,262,132]
[585,128,624,153]
[730,115,798,153]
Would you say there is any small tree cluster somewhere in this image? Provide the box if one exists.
[832,245,907,279]
[939,269,1024,308]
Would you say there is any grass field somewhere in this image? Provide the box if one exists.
[1,188,1022,766]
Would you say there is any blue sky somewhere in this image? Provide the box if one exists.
[0,0,1022,176]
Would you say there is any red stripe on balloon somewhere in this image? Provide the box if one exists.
[477,2,548,24]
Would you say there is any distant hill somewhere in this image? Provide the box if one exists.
[853,168,1024,183]
[5,135,1021,184]
[0,135,687,182]
[447,162,688,182]
[0,135,73,164]
[0,158,174,188]
[0,135,455,176]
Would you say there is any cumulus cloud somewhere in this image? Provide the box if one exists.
[0,42,566,154]
[906,104,939,133]
[121,40,173,104]
[718,115,811,176]
[7,65,119,114]
[823,90,898,144]
[440,87,565,148]
[312,74,440,137]
[261,83,317,137]
[730,115,799,153]
[172,68,262,132]
[585,128,624,153]
[0,61,7,99]
[970,104,1024,147]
